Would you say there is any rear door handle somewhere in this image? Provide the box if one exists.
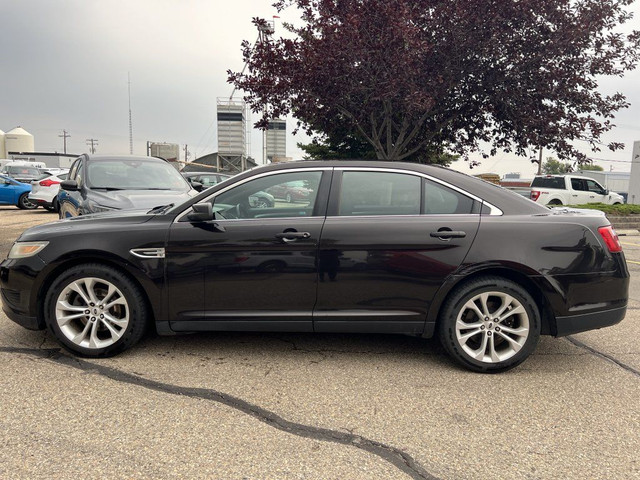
[276,231,311,242]
[430,230,466,239]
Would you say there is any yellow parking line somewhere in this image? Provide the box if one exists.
[627,260,640,265]
[621,241,640,247]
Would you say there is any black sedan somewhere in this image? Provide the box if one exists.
[57,154,198,218]
[0,161,629,372]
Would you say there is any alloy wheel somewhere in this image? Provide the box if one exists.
[55,277,129,349]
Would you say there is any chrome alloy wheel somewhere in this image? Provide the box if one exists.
[55,277,129,349]
[455,291,530,364]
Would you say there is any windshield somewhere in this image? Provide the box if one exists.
[87,160,190,191]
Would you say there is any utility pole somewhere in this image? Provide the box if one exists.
[59,130,70,154]
[85,138,99,154]
[128,72,133,154]
[183,144,190,163]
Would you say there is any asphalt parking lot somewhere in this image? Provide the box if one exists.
[1,206,638,480]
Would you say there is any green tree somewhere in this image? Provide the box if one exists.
[580,163,604,171]
[542,157,572,174]
[298,134,458,166]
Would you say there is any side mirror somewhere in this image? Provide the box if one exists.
[187,202,214,222]
[191,181,204,192]
[60,179,79,191]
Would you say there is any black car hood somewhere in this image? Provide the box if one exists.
[88,188,197,210]
[17,210,156,242]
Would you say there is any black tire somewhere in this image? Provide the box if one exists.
[547,199,562,206]
[438,276,541,373]
[52,197,59,213]
[44,264,149,357]
[18,193,37,210]
[44,205,56,212]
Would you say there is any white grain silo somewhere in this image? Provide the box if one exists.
[0,129,6,158]
[5,126,35,153]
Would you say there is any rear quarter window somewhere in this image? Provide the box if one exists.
[531,177,566,189]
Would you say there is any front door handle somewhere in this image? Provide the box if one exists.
[430,230,466,239]
[276,231,311,242]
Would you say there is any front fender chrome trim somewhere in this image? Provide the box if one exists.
[130,248,165,259]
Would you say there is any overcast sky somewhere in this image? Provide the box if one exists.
[1,0,639,177]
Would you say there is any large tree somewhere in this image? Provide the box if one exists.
[229,0,639,163]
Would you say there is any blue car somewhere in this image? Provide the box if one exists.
[0,174,37,209]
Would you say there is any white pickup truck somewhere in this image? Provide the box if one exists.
[529,174,625,205]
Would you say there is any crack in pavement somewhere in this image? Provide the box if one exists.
[565,337,640,378]
[0,346,439,480]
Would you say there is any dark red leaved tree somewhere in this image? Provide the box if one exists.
[228,0,640,163]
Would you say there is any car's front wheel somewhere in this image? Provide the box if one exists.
[438,276,540,373]
[44,264,148,357]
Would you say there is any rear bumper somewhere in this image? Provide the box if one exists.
[554,305,627,337]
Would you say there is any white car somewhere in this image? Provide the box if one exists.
[29,170,69,212]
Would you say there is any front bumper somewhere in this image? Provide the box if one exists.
[0,256,47,331]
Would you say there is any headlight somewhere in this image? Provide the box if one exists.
[8,241,49,259]
[87,200,119,213]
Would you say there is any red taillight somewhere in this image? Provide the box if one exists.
[598,226,622,253]
[39,179,61,187]
[530,190,540,201]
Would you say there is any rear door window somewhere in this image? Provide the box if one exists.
[338,171,420,216]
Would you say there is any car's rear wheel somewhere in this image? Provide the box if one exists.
[44,264,148,357]
[18,193,37,210]
[547,199,562,206]
[438,276,540,373]
[52,197,59,213]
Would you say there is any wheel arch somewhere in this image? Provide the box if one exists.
[425,267,555,337]
[35,254,159,331]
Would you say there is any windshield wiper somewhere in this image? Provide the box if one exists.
[147,203,174,214]
[92,187,125,191]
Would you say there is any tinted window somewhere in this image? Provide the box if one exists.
[571,178,585,191]
[423,179,475,214]
[531,177,566,189]
[586,179,604,193]
[213,171,323,220]
[7,166,40,176]
[339,171,420,216]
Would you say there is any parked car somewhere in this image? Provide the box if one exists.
[530,174,625,205]
[182,171,231,190]
[0,174,37,209]
[0,164,44,184]
[266,179,313,203]
[182,171,275,207]
[1,161,629,372]
[29,171,69,212]
[57,154,198,218]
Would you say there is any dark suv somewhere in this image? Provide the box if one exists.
[58,154,197,218]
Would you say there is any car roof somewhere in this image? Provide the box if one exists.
[81,154,170,163]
